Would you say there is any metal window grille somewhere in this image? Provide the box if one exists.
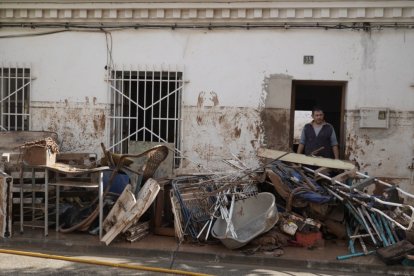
[108,68,183,166]
[0,66,31,131]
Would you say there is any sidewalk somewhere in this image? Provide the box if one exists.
[1,228,414,275]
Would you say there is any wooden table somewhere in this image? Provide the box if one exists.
[20,163,110,238]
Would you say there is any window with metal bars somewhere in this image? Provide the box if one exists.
[108,70,183,166]
[0,67,31,131]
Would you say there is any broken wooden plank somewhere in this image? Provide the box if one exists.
[170,192,184,242]
[121,178,161,232]
[101,178,160,245]
[0,172,13,238]
[46,163,110,175]
[257,148,355,170]
[103,184,135,233]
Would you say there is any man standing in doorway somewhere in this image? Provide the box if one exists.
[297,107,339,159]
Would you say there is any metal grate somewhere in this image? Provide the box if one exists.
[108,67,183,166]
[0,66,31,131]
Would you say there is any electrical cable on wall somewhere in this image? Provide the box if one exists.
[0,22,413,39]
[103,30,114,71]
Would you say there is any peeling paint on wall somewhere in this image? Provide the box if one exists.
[30,101,109,155]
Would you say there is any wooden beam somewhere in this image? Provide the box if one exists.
[0,172,13,238]
[257,148,355,170]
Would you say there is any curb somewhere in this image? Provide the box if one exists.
[1,238,414,275]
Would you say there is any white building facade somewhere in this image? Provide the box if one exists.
[1,1,413,192]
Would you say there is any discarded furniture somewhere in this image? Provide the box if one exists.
[18,144,110,238]
[101,143,169,196]
[171,175,217,241]
[18,136,60,236]
[0,131,58,234]
[171,166,262,242]
[212,192,279,249]
[19,160,110,238]
[47,162,110,239]
[53,144,168,240]
[265,162,332,212]
[19,165,52,236]
[101,179,160,245]
[304,166,414,231]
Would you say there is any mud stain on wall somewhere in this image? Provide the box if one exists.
[183,100,263,171]
[233,127,241,138]
[93,113,106,133]
[210,91,219,106]
[345,110,414,194]
[260,108,290,151]
[31,101,109,154]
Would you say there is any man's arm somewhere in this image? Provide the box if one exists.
[297,143,305,154]
[329,125,339,159]
[332,145,339,159]
[297,128,306,154]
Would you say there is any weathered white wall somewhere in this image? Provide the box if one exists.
[2,28,413,108]
[1,27,414,191]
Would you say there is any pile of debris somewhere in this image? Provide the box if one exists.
[169,148,414,265]
[3,135,414,266]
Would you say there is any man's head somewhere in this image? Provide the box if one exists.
[311,107,325,124]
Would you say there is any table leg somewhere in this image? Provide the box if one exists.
[45,169,48,236]
[56,185,60,231]
[31,169,35,227]
[99,172,103,240]
[19,166,23,234]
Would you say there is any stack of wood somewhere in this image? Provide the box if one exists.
[124,221,150,243]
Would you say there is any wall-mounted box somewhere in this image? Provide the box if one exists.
[359,108,389,128]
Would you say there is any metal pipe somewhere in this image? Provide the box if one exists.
[345,203,366,230]
[356,171,414,199]
[226,194,236,235]
[337,251,375,261]
[362,206,382,243]
[381,214,396,245]
[349,234,373,239]
[205,218,213,241]
[370,213,388,247]
[357,207,377,245]
[346,223,355,254]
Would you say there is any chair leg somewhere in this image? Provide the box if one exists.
[44,169,48,237]
[19,166,23,234]
[56,185,60,232]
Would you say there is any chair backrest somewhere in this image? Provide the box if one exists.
[100,143,169,192]
[141,145,169,182]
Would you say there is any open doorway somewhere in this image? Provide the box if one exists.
[291,81,346,158]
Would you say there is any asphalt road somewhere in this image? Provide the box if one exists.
[0,248,369,276]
